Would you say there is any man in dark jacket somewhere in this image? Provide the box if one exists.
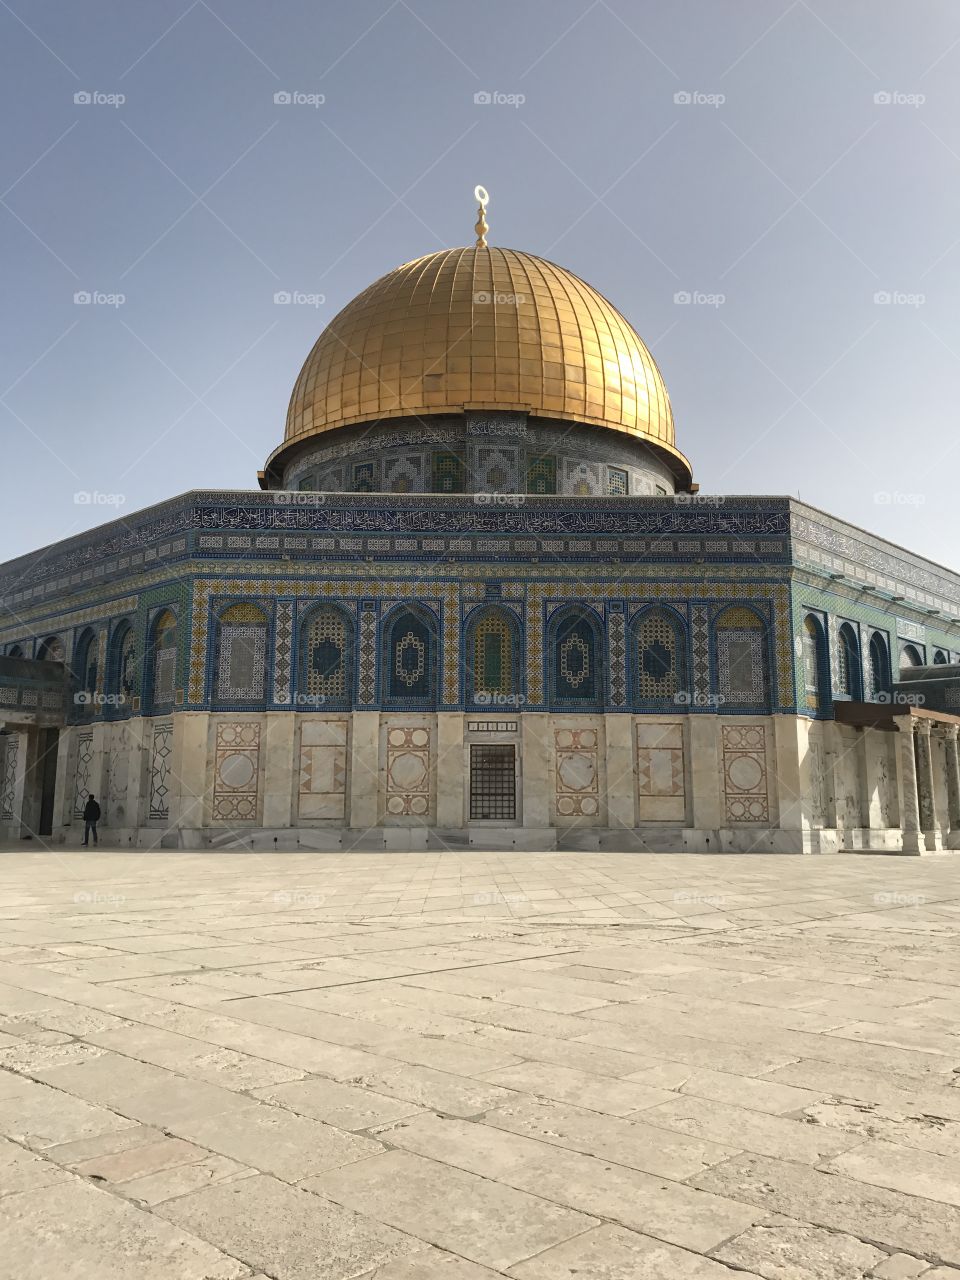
[82,795,101,847]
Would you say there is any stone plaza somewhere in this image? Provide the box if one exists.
[0,848,958,1278]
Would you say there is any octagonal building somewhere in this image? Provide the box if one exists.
[2,232,960,854]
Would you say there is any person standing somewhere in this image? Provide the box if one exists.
[82,795,101,847]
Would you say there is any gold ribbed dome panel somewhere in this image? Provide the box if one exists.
[282,246,677,451]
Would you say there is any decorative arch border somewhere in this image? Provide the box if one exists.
[295,600,356,710]
[545,601,607,710]
[627,602,690,711]
[709,602,774,712]
[380,600,442,708]
[462,602,525,707]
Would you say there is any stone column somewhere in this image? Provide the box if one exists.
[348,711,379,830]
[435,713,465,829]
[940,723,960,849]
[604,714,635,829]
[689,714,722,839]
[521,713,551,830]
[914,720,943,851]
[261,712,295,829]
[896,719,924,854]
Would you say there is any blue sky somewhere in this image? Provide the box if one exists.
[2,1,959,563]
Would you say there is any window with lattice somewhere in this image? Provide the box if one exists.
[837,624,860,697]
[802,616,825,710]
[715,607,767,705]
[216,604,267,702]
[636,611,683,701]
[152,611,177,706]
[607,467,628,495]
[304,609,347,700]
[471,612,513,698]
[527,456,556,494]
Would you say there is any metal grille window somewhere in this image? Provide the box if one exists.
[470,744,516,820]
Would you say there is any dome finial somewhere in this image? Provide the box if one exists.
[474,184,489,247]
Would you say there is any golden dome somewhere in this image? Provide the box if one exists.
[269,246,690,483]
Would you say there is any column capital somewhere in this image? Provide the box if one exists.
[914,718,932,738]
[937,722,960,742]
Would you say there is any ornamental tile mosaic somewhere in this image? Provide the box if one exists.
[217,624,267,702]
[383,456,423,494]
[298,719,348,820]
[212,722,260,822]
[721,723,769,824]
[149,722,173,821]
[384,725,432,819]
[608,610,626,708]
[358,607,377,705]
[554,725,601,820]
[273,601,293,705]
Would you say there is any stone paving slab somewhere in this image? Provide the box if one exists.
[0,849,959,1278]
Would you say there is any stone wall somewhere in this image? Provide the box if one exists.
[13,710,948,855]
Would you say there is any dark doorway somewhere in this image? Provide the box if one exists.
[37,728,59,837]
